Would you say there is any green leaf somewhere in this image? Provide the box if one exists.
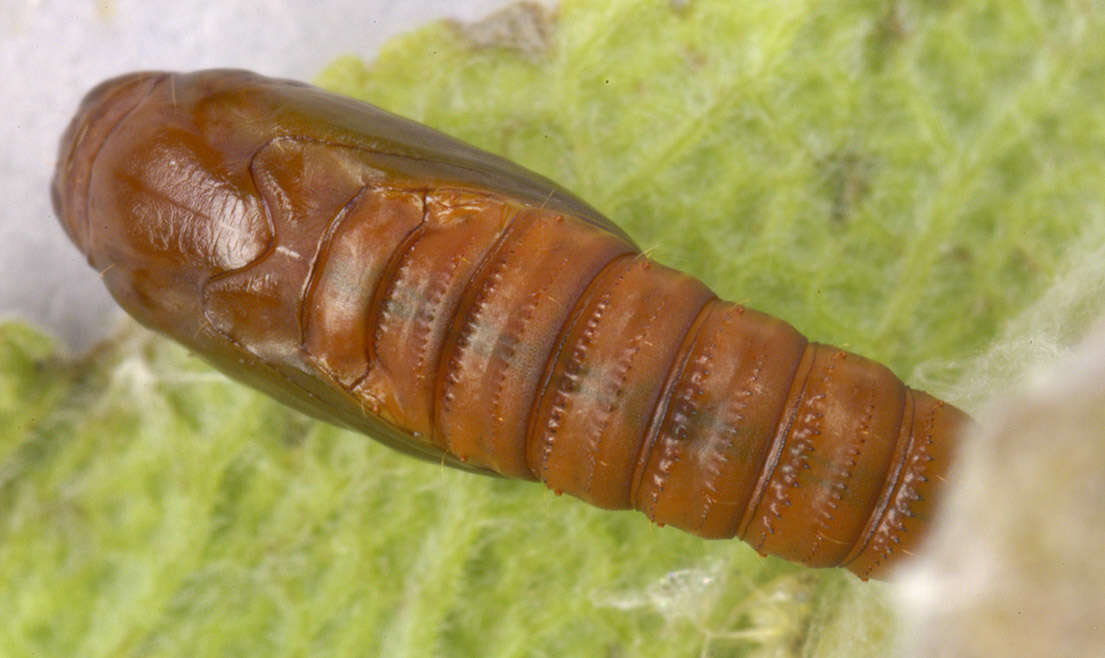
[7,1,1105,656]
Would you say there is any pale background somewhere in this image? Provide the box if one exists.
[0,0,537,351]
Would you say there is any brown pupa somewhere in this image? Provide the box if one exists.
[52,70,971,579]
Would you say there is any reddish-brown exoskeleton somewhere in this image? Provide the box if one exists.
[52,70,970,579]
